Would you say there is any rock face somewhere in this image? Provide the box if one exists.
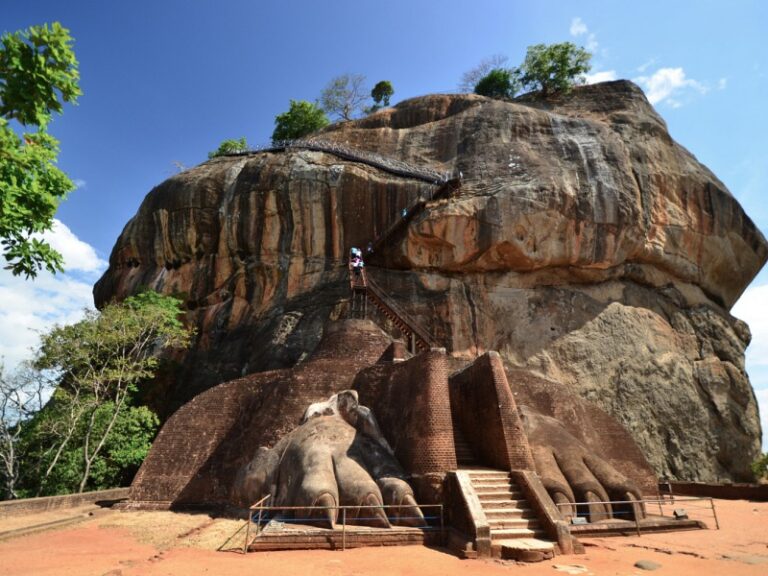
[95,80,767,482]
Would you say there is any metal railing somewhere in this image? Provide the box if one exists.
[218,138,452,184]
[366,273,437,352]
[555,496,720,536]
[242,497,444,553]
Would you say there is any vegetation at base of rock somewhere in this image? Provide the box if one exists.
[0,22,81,278]
[518,42,592,96]
[367,80,394,113]
[465,42,592,99]
[752,453,768,481]
[474,68,519,99]
[207,137,248,158]
[272,100,330,143]
[320,73,370,121]
[0,290,192,499]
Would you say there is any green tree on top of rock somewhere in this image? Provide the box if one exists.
[208,137,249,159]
[474,68,520,99]
[271,100,329,143]
[518,42,592,97]
[0,22,81,278]
[367,80,394,113]
[466,42,593,101]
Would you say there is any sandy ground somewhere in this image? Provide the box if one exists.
[0,498,766,576]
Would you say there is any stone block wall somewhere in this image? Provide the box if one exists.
[449,351,535,471]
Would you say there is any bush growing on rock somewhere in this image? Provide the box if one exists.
[272,100,329,143]
[474,68,519,99]
[208,137,248,158]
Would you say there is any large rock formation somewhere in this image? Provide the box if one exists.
[95,80,767,482]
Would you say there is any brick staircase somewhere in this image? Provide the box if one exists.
[467,469,555,561]
[453,428,477,467]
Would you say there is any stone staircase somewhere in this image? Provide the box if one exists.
[453,428,477,467]
[467,469,555,561]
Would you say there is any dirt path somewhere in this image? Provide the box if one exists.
[0,498,766,576]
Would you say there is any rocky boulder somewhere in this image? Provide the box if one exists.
[94,81,767,482]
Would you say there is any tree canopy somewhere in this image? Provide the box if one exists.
[462,43,593,100]
[518,42,592,97]
[459,54,509,93]
[1,290,192,497]
[272,100,329,143]
[320,74,369,121]
[0,22,81,278]
[368,80,394,113]
[208,137,248,158]
[474,68,519,99]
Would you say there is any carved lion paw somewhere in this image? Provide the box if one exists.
[520,406,645,522]
[235,391,424,529]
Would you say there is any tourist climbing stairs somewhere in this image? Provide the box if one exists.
[467,469,555,560]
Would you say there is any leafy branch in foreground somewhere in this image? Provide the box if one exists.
[0,22,81,278]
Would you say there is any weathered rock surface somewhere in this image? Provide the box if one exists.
[95,80,767,482]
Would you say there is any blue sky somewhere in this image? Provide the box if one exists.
[2,1,767,446]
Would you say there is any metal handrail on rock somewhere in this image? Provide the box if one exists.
[220,138,452,185]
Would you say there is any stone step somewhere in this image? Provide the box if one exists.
[472,481,513,489]
[490,527,538,540]
[467,471,510,479]
[488,518,540,530]
[493,538,555,562]
[476,490,523,500]
[484,507,534,518]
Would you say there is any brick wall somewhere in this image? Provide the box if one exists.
[130,320,393,507]
[354,349,457,501]
[449,351,535,471]
[0,488,129,519]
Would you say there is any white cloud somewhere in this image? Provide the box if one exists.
[584,70,617,84]
[717,77,727,90]
[733,283,768,367]
[569,17,598,52]
[634,67,707,106]
[637,59,656,73]
[570,17,588,36]
[72,179,87,190]
[35,219,107,273]
[0,224,107,370]
[733,282,768,450]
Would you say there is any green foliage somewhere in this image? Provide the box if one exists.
[474,68,519,99]
[12,290,191,496]
[18,401,159,495]
[320,74,368,121]
[459,54,509,92]
[368,80,394,113]
[752,453,768,482]
[518,42,592,97]
[0,22,81,278]
[272,100,329,143]
[207,137,248,159]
